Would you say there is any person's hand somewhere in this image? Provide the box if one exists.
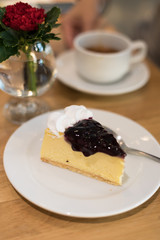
[62,0,101,48]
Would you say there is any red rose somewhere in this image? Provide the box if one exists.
[2,2,46,31]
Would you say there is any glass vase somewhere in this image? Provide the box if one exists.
[0,41,57,124]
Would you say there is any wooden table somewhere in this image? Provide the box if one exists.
[1,29,160,240]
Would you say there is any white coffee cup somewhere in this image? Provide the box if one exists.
[74,31,147,83]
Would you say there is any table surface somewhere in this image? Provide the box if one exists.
[1,23,160,240]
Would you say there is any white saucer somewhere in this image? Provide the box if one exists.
[56,50,150,96]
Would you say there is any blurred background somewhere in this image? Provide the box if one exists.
[105,0,160,68]
[1,0,160,67]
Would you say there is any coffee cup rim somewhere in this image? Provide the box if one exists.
[74,30,131,57]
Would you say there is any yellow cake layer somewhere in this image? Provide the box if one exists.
[40,128,124,185]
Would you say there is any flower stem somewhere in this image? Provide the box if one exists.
[23,45,37,95]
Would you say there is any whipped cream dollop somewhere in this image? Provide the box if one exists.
[47,105,93,136]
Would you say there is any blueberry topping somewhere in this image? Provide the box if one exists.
[64,119,126,158]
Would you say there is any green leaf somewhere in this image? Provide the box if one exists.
[42,33,61,43]
[0,29,19,47]
[41,33,55,41]
[40,23,52,34]
[0,44,18,62]
[0,20,9,31]
[45,7,61,27]
[0,25,3,32]
[52,23,61,28]
[30,24,51,40]
[0,8,5,21]
[52,36,61,40]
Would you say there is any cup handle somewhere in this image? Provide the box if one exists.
[130,40,147,64]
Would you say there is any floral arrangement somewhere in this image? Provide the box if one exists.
[0,2,61,93]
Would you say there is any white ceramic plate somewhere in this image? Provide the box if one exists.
[56,50,150,95]
[3,109,160,218]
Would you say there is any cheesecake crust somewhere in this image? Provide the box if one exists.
[41,157,120,185]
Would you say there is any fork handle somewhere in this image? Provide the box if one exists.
[126,147,160,163]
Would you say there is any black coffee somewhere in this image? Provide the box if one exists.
[86,46,119,54]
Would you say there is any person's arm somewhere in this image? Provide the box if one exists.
[62,0,107,48]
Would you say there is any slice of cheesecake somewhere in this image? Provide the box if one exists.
[40,105,126,185]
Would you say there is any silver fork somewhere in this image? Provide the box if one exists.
[105,126,160,163]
